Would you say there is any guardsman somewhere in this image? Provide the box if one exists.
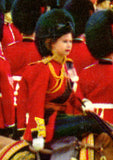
[64,0,96,75]
[0,12,15,136]
[1,0,22,52]
[3,0,42,111]
[3,0,42,76]
[79,9,113,124]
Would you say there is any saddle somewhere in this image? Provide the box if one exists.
[79,132,113,160]
[3,131,111,160]
[0,136,35,160]
[34,132,113,160]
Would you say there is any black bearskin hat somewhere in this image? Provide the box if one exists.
[63,0,94,37]
[35,8,75,57]
[0,0,5,41]
[85,9,113,59]
[11,0,42,35]
[46,0,67,8]
[0,0,14,13]
[5,0,15,13]
[0,0,5,13]
[0,15,4,41]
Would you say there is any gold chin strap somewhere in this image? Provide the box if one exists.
[23,36,35,41]
[4,12,12,24]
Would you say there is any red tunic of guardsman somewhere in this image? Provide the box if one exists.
[17,56,83,142]
[68,37,96,75]
[4,37,41,76]
[0,55,15,128]
[3,37,41,109]
[1,12,22,51]
[79,59,113,124]
[4,0,43,109]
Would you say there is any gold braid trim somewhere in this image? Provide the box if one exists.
[47,62,65,94]
[32,117,46,138]
[47,56,72,93]
[0,140,29,160]
[29,56,72,94]
[79,133,94,160]
[29,56,72,66]
[11,151,35,160]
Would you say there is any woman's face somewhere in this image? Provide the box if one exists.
[51,33,73,57]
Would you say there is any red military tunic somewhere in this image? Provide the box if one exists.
[78,58,113,124]
[3,38,41,76]
[1,22,22,51]
[17,57,83,142]
[0,56,15,128]
[4,38,42,108]
[68,38,96,75]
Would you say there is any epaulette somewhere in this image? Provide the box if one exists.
[28,60,40,66]
[28,56,53,66]
[39,56,53,64]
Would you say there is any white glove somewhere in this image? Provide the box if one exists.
[32,137,45,151]
[82,98,94,112]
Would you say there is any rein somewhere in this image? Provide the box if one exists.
[29,139,102,154]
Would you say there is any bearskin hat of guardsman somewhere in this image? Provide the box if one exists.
[63,0,94,37]
[85,9,113,59]
[0,0,5,13]
[0,15,4,41]
[35,8,75,57]
[0,0,5,41]
[5,0,15,13]
[11,0,42,35]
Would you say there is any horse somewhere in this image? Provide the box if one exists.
[0,112,113,160]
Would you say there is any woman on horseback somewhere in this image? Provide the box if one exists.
[16,8,112,160]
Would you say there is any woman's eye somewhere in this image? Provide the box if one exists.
[63,40,67,43]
